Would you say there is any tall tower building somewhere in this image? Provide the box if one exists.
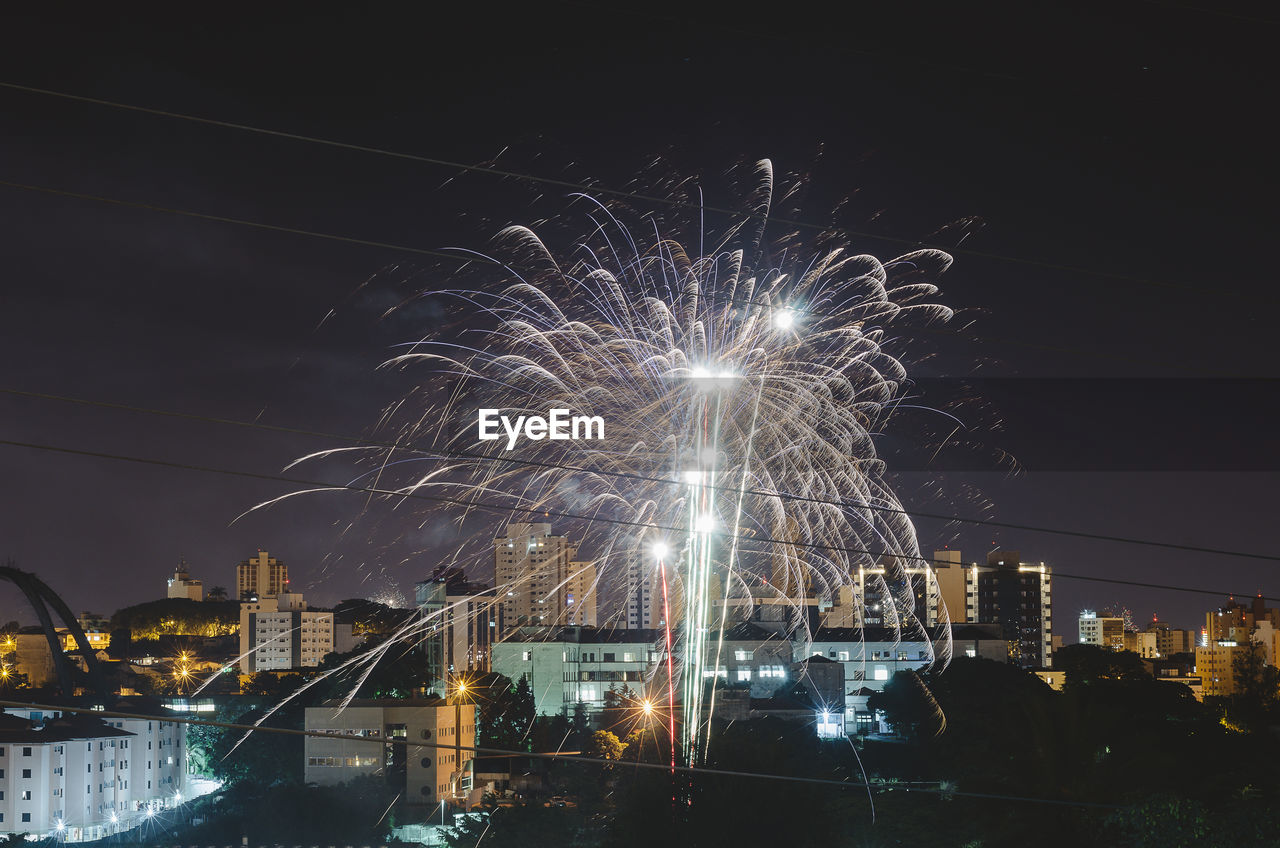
[964,550,1054,668]
[624,556,657,630]
[840,554,964,630]
[494,523,596,635]
[416,569,504,694]
[237,549,289,600]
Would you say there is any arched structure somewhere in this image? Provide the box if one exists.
[0,565,110,701]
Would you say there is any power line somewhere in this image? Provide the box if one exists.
[0,179,469,262]
[0,80,1196,294]
[0,177,1215,377]
[0,700,1122,809]
[0,436,1272,601]
[3,386,1273,563]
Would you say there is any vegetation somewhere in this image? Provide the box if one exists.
[109,597,239,638]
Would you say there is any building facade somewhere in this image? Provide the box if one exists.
[1079,612,1125,650]
[236,550,288,601]
[0,709,184,843]
[623,556,658,630]
[238,593,354,673]
[491,627,660,716]
[965,550,1054,668]
[304,700,476,810]
[416,575,503,693]
[166,563,203,602]
[493,524,596,634]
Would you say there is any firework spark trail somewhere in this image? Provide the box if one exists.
[282,160,957,769]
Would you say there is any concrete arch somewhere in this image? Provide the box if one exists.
[0,565,110,701]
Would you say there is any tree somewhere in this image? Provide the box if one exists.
[477,673,536,750]
[445,804,575,848]
[241,671,306,699]
[1227,641,1280,729]
[207,585,229,602]
[1055,643,1150,687]
[185,703,304,788]
[587,729,626,760]
[110,597,239,638]
[106,628,132,660]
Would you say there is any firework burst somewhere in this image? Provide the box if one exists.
[342,160,960,766]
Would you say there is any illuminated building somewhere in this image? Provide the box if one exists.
[828,551,967,631]
[1196,641,1248,698]
[623,555,657,630]
[238,592,355,673]
[165,562,203,602]
[1144,617,1197,656]
[304,699,477,809]
[490,627,659,716]
[0,707,184,842]
[415,572,503,694]
[235,549,288,601]
[493,523,595,634]
[965,550,1054,669]
[1078,611,1125,650]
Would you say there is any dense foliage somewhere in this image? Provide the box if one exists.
[109,598,239,638]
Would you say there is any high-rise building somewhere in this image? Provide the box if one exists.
[236,550,288,600]
[1196,596,1280,697]
[839,553,967,631]
[1142,617,1197,656]
[1078,611,1125,649]
[166,561,203,601]
[965,550,1054,669]
[623,556,658,630]
[416,571,504,693]
[493,523,595,635]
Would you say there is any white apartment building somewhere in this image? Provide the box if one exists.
[304,700,476,811]
[239,593,355,673]
[623,556,658,630]
[491,627,661,716]
[1079,611,1126,650]
[494,524,596,634]
[0,708,184,843]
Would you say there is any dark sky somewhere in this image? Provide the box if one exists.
[1,3,1277,632]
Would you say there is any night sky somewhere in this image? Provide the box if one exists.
[2,3,1276,631]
